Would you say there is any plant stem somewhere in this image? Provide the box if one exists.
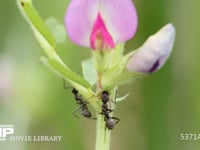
[95,113,111,150]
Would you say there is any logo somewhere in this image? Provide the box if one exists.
[0,125,14,141]
[0,124,62,142]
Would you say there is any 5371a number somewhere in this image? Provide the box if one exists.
[180,133,200,141]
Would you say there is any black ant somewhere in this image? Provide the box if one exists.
[63,79,94,119]
[71,88,93,119]
[100,91,120,130]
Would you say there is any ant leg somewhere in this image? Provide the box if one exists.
[99,108,113,115]
[111,116,120,124]
[106,108,113,113]
[105,104,113,113]
[72,106,82,119]
[73,105,95,119]
[63,78,72,89]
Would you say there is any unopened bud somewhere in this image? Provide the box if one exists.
[127,23,175,74]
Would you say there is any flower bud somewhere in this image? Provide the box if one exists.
[126,23,175,74]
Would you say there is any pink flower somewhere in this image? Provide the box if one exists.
[65,0,138,50]
[126,24,176,74]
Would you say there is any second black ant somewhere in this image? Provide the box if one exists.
[100,91,120,130]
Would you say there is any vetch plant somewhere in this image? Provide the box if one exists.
[17,0,176,150]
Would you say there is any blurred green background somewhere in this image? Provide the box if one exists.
[0,0,200,150]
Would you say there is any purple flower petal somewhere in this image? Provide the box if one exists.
[65,0,138,48]
[99,0,138,44]
[127,24,176,74]
[65,0,99,47]
[148,59,160,73]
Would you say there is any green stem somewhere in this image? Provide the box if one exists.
[95,114,111,150]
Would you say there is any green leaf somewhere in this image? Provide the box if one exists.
[41,57,91,88]
[45,17,67,44]
[111,43,125,65]
[41,57,99,110]
[17,0,56,47]
[102,51,140,90]
[82,58,97,86]
[92,43,124,83]
[17,0,91,92]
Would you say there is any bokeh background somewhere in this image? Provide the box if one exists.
[0,0,200,150]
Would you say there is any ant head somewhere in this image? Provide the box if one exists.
[72,88,78,95]
[101,91,109,103]
[102,91,109,95]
